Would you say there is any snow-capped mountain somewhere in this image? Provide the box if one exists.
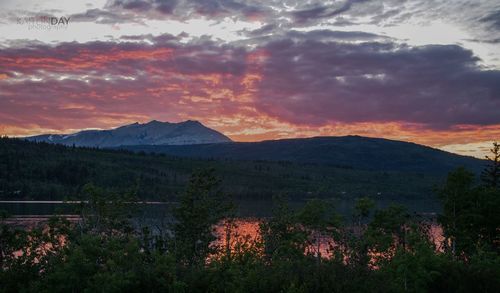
[26,120,232,147]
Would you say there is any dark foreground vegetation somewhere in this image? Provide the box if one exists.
[0,137,459,201]
[0,143,499,292]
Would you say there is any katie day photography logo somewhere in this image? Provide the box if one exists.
[17,15,70,30]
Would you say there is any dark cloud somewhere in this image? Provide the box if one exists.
[110,0,178,14]
[286,30,387,41]
[465,37,500,44]
[69,8,137,24]
[0,35,248,78]
[117,0,153,11]
[1,30,499,131]
[156,0,178,14]
[480,10,500,30]
[243,24,277,37]
[292,6,328,23]
[119,33,181,42]
[291,0,369,24]
[104,0,266,20]
[254,34,500,129]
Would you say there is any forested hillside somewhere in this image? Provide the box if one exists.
[121,136,484,173]
[1,137,442,200]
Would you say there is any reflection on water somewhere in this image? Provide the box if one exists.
[211,219,263,261]
[1,199,443,238]
[212,218,444,261]
[430,224,445,252]
[2,200,444,263]
[0,199,443,255]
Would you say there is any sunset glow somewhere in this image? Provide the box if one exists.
[1,0,499,158]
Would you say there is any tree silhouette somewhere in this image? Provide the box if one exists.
[173,168,232,266]
[481,142,500,189]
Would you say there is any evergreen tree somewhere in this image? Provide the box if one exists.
[259,196,307,262]
[173,168,232,266]
[365,204,410,261]
[438,167,477,256]
[297,199,341,262]
[354,197,375,227]
[481,142,500,189]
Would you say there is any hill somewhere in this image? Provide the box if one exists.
[120,136,485,174]
[0,137,452,201]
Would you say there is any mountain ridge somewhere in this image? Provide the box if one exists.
[26,120,232,147]
[119,135,485,174]
[24,121,486,174]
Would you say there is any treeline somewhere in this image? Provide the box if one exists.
[0,144,499,292]
[0,137,441,200]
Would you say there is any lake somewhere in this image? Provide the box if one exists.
[0,198,442,243]
[1,198,445,260]
[0,198,441,218]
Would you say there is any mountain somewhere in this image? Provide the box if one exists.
[26,120,232,147]
[25,120,486,174]
[120,136,485,174]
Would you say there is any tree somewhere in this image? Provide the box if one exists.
[348,197,375,268]
[297,199,341,262]
[173,168,232,266]
[376,237,447,293]
[32,233,185,292]
[354,197,375,227]
[259,196,306,262]
[365,204,410,260]
[477,143,500,251]
[481,142,500,189]
[475,186,500,252]
[438,165,500,256]
[0,214,70,292]
[75,183,137,237]
[438,167,477,256]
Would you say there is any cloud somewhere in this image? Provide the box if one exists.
[480,9,500,30]
[102,0,268,21]
[110,0,178,15]
[0,35,254,132]
[291,0,369,24]
[1,30,499,133]
[286,29,388,41]
[243,23,277,37]
[253,32,500,129]
[0,0,498,159]
[69,8,138,24]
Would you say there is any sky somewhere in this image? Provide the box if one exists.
[0,0,499,158]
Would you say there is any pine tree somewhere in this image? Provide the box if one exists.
[173,168,232,266]
[481,142,500,189]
